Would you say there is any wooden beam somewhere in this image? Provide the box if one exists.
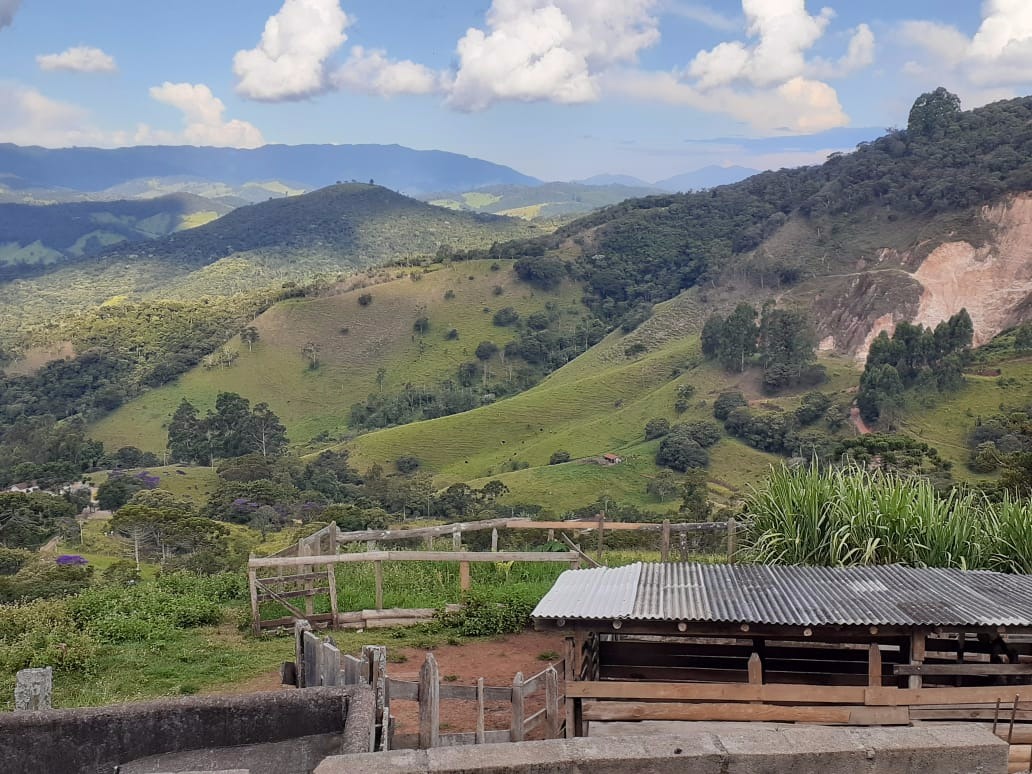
[894,663,1032,676]
[544,667,560,739]
[247,568,260,637]
[566,680,865,705]
[476,678,485,744]
[909,631,926,689]
[564,637,578,739]
[580,701,910,725]
[869,644,882,688]
[258,572,331,584]
[255,580,306,618]
[510,672,525,742]
[326,566,338,629]
[374,560,384,611]
[661,520,670,563]
[866,684,1032,706]
[459,561,471,593]
[418,653,440,749]
[726,518,737,562]
[256,586,329,601]
[249,550,579,568]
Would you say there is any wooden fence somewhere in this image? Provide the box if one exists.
[292,621,564,750]
[247,549,581,634]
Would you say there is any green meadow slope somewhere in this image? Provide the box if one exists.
[90,260,582,450]
[343,289,864,512]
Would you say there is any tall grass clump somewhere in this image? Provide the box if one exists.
[744,465,1032,571]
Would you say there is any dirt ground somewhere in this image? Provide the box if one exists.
[388,630,567,738]
[206,630,567,737]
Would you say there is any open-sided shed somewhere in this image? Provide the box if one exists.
[532,562,1032,735]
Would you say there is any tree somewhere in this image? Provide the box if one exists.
[644,418,671,440]
[250,402,287,458]
[475,341,498,385]
[492,307,519,326]
[396,454,420,474]
[656,430,710,472]
[718,303,758,372]
[413,316,430,334]
[907,87,961,140]
[679,469,711,521]
[857,364,905,425]
[646,471,681,502]
[358,293,373,306]
[478,479,509,503]
[713,391,747,421]
[168,399,206,464]
[700,315,723,358]
[549,450,571,465]
[240,326,260,352]
[96,476,143,511]
[758,305,817,391]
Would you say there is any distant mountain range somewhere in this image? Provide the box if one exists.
[0,143,540,198]
[578,165,760,192]
[424,181,661,219]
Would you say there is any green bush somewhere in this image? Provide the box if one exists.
[549,450,571,465]
[443,589,536,636]
[0,548,33,576]
[0,599,97,674]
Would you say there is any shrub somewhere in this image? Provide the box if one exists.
[413,316,430,334]
[492,307,519,326]
[443,589,536,636]
[357,293,373,306]
[0,548,33,576]
[549,450,571,465]
[444,289,456,300]
[445,328,459,340]
[675,420,722,448]
[713,391,748,420]
[492,285,505,296]
[644,418,671,440]
[396,454,420,474]
[656,431,710,472]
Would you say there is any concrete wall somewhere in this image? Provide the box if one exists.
[0,686,375,774]
[316,724,1008,774]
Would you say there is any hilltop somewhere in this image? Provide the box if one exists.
[0,142,539,197]
[0,184,542,334]
[425,182,660,220]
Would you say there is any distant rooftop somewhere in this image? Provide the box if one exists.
[531,562,1032,629]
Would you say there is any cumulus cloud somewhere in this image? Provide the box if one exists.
[448,0,661,111]
[234,0,350,101]
[608,69,848,133]
[0,83,117,146]
[148,82,264,147]
[902,1,1032,90]
[0,0,20,30]
[663,2,739,32]
[37,46,118,74]
[332,47,443,97]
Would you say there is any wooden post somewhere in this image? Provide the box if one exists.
[661,520,671,563]
[452,529,462,552]
[294,619,312,688]
[909,631,926,689]
[418,653,440,749]
[326,566,338,630]
[868,643,883,688]
[365,644,388,750]
[459,561,471,593]
[302,542,315,616]
[748,652,762,704]
[545,666,560,739]
[596,513,604,557]
[564,637,578,738]
[475,678,486,744]
[424,535,434,551]
[727,518,737,563]
[366,539,376,552]
[547,529,555,542]
[374,561,384,611]
[248,568,260,636]
[328,521,339,555]
[491,528,499,552]
[510,671,525,742]
[321,642,341,687]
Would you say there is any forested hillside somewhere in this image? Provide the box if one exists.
[0,194,229,279]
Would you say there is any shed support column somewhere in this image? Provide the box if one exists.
[564,636,581,738]
[909,631,926,690]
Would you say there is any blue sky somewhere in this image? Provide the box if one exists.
[1,1,1030,180]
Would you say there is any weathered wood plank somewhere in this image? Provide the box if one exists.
[388,679,419,700]
[894,663,1032,676]
[476,678,485,745]
[320,642,341,687]
[869,644,883,688]
[523,708,547,735]
[566,680,866,705]
[580,701,909,725]
[866,685,1032,706]
[257,572,328,584]
[257,586,329,601]
[247,569,260,637]
[249,550,578,568]
[418,654,440,749]
[544,667,560,739]
[510,672,525,742]
[374,561,384,611]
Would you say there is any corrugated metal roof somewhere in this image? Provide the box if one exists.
[531,562,1032,628]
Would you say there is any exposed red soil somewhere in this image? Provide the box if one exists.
[387,631,567,738]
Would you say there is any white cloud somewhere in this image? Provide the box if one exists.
[332,47,443,97]
[234,0,350,101]
[810,24,875,78]
[608,69,848,133]
[0,0,20,31]
[0,83,117,146]
[148,82,264,148]
[448,0,661,111]
[663,2,739,32]
[37,46,118,74]
[901,2,1032,94]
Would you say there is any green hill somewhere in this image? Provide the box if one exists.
[426,182,660,220]
[90,259,582,450]
[0,193,229,279]
[0,184,543,337]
